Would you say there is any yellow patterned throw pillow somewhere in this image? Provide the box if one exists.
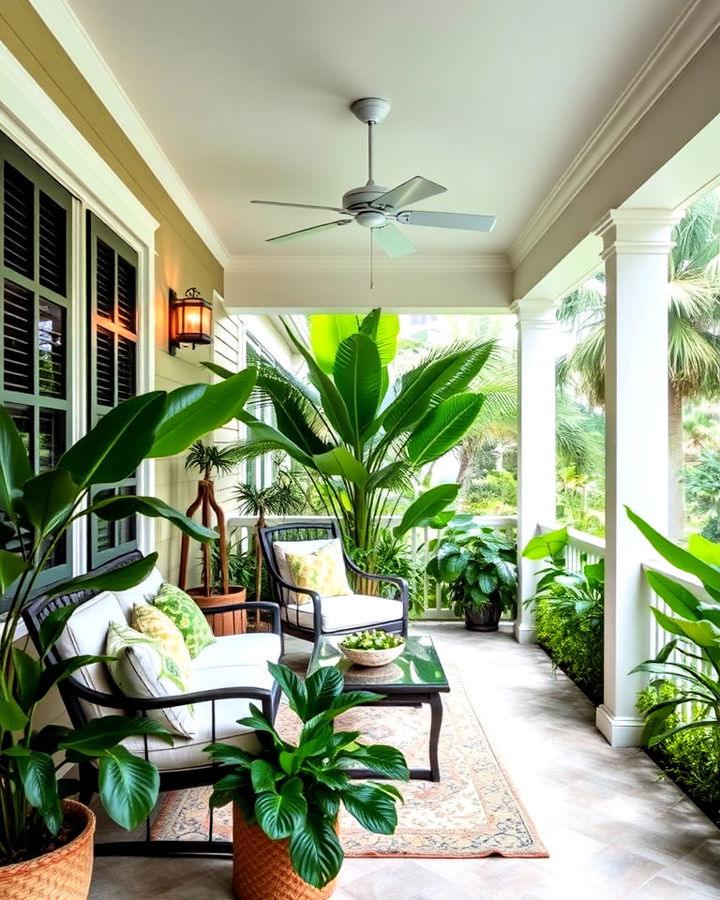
[132,603,192,683]
[284,539,352,603]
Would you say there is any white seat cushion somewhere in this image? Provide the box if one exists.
[111,567,164,620]
[193,633,282,672]
[54,590,126,720]
[123,661,278,770]
[282,593,403,633]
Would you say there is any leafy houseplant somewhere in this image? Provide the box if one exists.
[626,508,720,750]
[207,309,493,571]
[522,527,604,704]
[205,662,408,895]
[426,517,517,631]
[0,370,254,882]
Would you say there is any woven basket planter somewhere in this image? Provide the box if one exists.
[232,805,338,900]
[0,800,95,900]
[189,586,247,636]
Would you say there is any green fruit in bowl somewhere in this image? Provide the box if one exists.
[341,629,404,651]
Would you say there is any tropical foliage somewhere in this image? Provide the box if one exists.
[207,310,493,567]
[523,527,604,703]
[427,518,517,619]
[558,192,720,538]
[205,661,408,889]
[627,508,720,750]
[0,370,255,863]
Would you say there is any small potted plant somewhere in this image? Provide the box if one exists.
[427,517,517,631]
[0,371,254,897]
[181,440,247,634]
[205,662,408,899]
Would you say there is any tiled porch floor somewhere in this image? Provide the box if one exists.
[90,623,720,899]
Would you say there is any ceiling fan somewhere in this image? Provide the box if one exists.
[251,97,497,258]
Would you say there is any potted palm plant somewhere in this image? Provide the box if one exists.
[0,370,255,897]
[205,662,408,899]
[181,440,247,634]
[427,517,517,631]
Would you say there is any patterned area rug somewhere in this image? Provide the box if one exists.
[151,669,547,858]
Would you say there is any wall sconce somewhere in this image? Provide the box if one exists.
[168,287,213,355]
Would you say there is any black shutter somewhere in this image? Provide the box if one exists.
[0,131,73,597]
[87,212,139,566]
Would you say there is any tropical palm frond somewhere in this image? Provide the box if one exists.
[184,440,241,475]
[667,273,719,324]
[556,279,605,330]
[669,318,720,396]
[557,327,606,406]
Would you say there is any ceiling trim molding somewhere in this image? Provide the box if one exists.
[509,0,720,269]
[28,0,231,266]
[225,253,511,274]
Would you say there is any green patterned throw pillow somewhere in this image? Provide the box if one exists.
[105,621,196,738]
[153,583,216,658]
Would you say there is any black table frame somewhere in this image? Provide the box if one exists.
[308,636,450,782]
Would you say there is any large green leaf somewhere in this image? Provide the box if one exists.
[11,647,41,713]
[283,323,354,443]
[333,333,382,439]
[310,310,400,373]
[522,527,569,560]
[288,811,344,889]
[313,448,369,487]
[254,368,332,457]
[644,571,701,621]
[98,745,161,830]
[149,369,256,458]
[406,394,483,466]
[268,662,308,718]
[393,484,460,538]
[241,415,315,468]
[60,715,172,755]
[21,469,80,534]
[59,392,166,487]
[15,750,63,835]
[688,533,720,567]
[341,782,399,834]
[0,404,32,518]
[0,695,28,730]
[45,552,159,600]
[338,744,408,780]
[304,666,345,719]
[90,495,216,542]
[0,548,27,592]
[627,507,720,593]
[255,777,307,840]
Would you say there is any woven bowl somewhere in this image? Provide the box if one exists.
[340,642,405,667]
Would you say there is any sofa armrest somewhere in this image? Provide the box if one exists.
[199,600,282,634]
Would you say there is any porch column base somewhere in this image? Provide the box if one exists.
[595,704,644,747]
[513,621,537,644]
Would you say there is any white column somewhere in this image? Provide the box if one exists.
[513,299,557,644]
[596,209,679,747]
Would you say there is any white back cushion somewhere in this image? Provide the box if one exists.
[111,567,164,620]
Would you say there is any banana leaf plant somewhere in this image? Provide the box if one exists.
[627,507,720,747]
[206,310,493,565]
[0,369,255,865]
[205,661,408,889]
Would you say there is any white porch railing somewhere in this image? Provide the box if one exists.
[537,523,605,573]
[226,514,517,619]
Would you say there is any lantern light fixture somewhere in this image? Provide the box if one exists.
[169,287,213,355]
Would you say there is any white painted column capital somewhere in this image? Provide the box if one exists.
[595,208,684,257]
[514,296,557,644]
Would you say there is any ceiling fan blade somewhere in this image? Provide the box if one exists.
[252,200,349,215]
[396,210,497,232]
[266,219,352,243]
[371,176,446,211]
[373,223,416,258]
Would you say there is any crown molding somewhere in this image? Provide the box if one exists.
[28,0,231,267]
[509,0,720,269]
[224,253,512,275]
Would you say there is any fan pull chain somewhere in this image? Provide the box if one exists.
[370,228,374,290]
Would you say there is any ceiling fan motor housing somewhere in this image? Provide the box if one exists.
[342,184,391,224]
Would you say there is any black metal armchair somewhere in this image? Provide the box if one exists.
[22,550,282,856]
[258,520,409,643]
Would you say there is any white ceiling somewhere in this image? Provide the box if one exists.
[67,0,687,259]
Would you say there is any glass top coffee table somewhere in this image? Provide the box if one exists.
[308,635,450,781]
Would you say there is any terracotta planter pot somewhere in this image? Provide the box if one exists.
[464,599,502,632]
[232,805,338,900]
[188,586,247,636]
[0,799,95,900]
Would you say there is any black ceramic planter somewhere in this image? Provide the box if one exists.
[464,600,502,632]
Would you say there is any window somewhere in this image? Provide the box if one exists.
[0,133,73,588]
[86,212,139,567]
[245,336,278,490]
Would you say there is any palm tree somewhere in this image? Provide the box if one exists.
[558,191,720,538]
